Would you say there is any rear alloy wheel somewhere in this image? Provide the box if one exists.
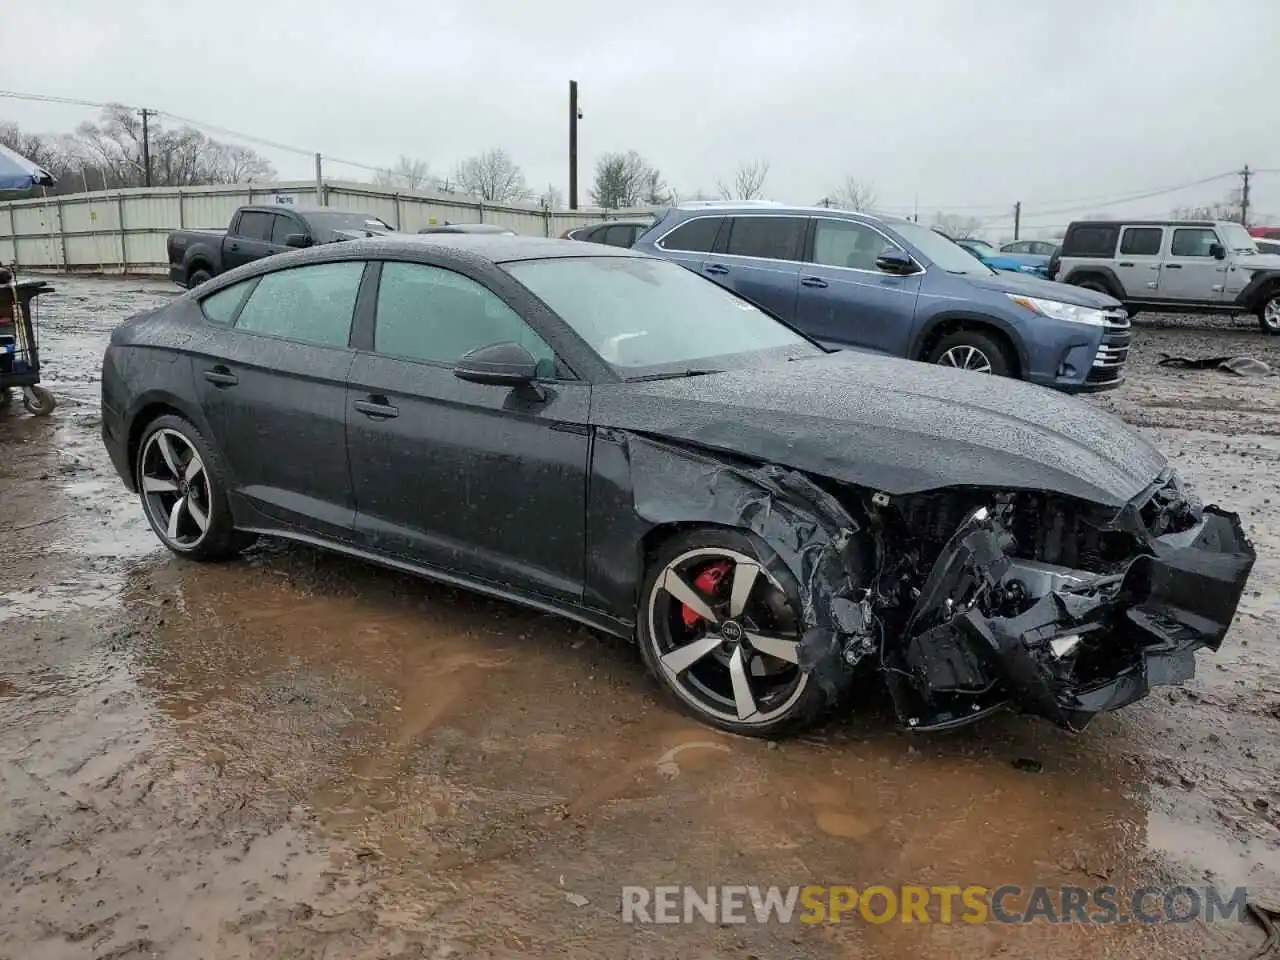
[136,415,241,561]
[1259,294,1280,335]
[638,530,825,736]
[927,329,1012,377]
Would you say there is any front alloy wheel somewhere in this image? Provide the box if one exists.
[639,533,826,735]
[1260,295,1280,335]
[937,344,993,373]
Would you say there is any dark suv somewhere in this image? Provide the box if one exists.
[634,203,1131,391]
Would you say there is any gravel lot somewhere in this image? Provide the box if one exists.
[1,276,1278,959]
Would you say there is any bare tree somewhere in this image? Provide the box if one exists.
[454,148,527,202]
[717,160,770,201]
[373,155,434,191]
[827,177,877,212]
[931,213,985,239]
[539,184,564,209]
[1170,199,1243,223]
[590,151,668,208]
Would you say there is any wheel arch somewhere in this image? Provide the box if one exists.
[1062,266,1124,300]
[910,310,1026,378]
[124,391,206,487]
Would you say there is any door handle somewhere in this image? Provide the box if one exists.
[202,366,238,386]
[800,276,829,288]
[1150,265,1161,270]
[1165,264,1182,269]
[230,242,240,251]
[1117,261,1134,267]
[354,396,399,419]
[704,264,729,275]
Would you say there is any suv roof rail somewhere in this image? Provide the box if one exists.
[676,199,787,209]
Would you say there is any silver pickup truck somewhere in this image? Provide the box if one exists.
[1051,219,1280,333]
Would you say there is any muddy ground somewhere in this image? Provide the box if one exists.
[1,276,1278,959]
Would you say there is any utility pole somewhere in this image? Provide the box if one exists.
[1013,201,1021,240]
[314,153,324,205]
[568,80,580,210]
[139,108,153,187]
[1240,165,1252,226]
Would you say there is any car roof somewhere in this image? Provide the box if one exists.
[1065,219,1222,229]
[666,201,902,223]
[363,234,646,264]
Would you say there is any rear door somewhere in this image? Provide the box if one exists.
[1115,226,1164,297]
[345,260,589,602]
[703,215,805,321]
[222,211,274,270]
[793,217,922,354]
[191,260,366,539]
[1160,226,1228,301]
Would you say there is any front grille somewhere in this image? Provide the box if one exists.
[1088,311,1131,383]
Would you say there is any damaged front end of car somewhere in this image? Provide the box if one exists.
[859,472,1256,731]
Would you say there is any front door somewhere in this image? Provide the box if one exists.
[794,217,922,354]
[345,260,589,603]
[1159,226,1228,301]
[222,210,275,270]
[191,260,366,538]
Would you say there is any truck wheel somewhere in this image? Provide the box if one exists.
[928,329,1013,377]
[187,268,212,289]
[1258,293,1280,335]
[1073,278,1113,297]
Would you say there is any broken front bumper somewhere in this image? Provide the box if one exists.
[890,487,1255,732]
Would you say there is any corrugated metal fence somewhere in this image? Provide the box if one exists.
[0,180,656,274]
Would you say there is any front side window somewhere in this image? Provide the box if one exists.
[602,224,635,247]
[1120,227,1163,256]
[374,262,555,369]
[199,281,253,324]
[270,215,302,246]
[657,216,723,253]
[506,255,817,375]
[813,219,899,271]
[723,216,806,261]
[1170,228,1219,258]
[236,211,272,241]
[234,261,364,347]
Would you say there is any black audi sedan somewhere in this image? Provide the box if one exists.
[101,237,1254,737]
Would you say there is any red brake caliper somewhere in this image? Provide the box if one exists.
[680,560,732,627]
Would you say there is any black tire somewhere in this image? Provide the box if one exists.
[22,385,56,417]
[1074,278,1113,297]
[927,329,1013,377]
[637,527,827,738]
[135,413,242,562]
[1257,291,1280,335]
[187,267,212,289]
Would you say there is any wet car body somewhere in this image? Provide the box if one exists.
[100,237,1255,735]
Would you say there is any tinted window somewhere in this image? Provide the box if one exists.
[1170,228,1218,257]
[200,281,252,324]
[602,224,635,247]
[724,216,805,261]
[374,262,555,369]
[658,216,723,253]
[505,256,816,375]
[1063,225,1119,258]
[236,211,272,241]
[235,261,364,347]
[1120,227,1163,256]
[813,219,899,270]
[271,215,301,245]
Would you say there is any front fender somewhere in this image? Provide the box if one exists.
[908,308,1031,373]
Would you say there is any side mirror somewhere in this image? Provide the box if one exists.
[284,233,312,248]
[453,341,539,386]
[1209,242,1225,260]
[875,250,917,274]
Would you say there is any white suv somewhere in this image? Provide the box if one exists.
[1052,219,1280,334]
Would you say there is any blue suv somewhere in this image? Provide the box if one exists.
[634,203,1130,391]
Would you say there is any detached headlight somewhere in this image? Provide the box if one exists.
[1006,294,1107,327]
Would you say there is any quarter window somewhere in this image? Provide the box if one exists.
[1120,227,1163,256]
[658,216,723,253]
[234,261,364,347]
[1170,228,1219,258]
[724,216,806,261]
[199,281,252,324]
[813,219,899,270]
[374,262,556,371]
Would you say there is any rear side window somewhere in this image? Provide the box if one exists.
[602,224,635,247]
[724,216,806,261]
[234,261,365,347]
[1063,225,1119,258]
[1170,228,1219,257]
[236,211,272,241]
[199,281,252,324]
[1119,227,1163,256]
[658,216,723,253]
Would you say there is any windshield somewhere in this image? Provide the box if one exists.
[307,211,393,233]
[1220,223,1259,254]
[505,256,819,376]
[894,222,994,275]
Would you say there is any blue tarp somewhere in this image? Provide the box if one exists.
[0,143,55,190]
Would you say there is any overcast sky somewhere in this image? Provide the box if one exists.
[4,0,1278,236]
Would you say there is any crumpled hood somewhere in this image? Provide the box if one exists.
[966,270,1121,309]
[590,351,1166,506]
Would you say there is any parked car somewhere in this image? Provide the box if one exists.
[167,206,394,289]
[561,218,655,248]
[418,223,515,235]
[1256,238,1280,256]
[101,236,1253,736]
[1053,219,1280,333]
[634,204,1130,392]
[956,238,1051,279]
[1248,226,1280,241]
[1001,240,1059,257]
